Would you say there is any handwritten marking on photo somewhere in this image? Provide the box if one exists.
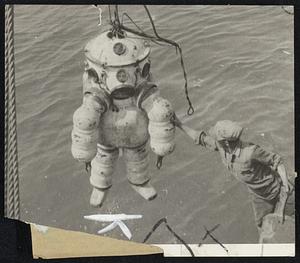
[84,214,142,240]
[143,218,195,257]
[201,224,228,253]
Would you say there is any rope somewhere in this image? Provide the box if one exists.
[5,5,20,220]
[121,12,170,47]
[143,5,194,115]
[109,5,195,116]
[5,17,9,218]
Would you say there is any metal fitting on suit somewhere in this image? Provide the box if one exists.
[90,144,119,189]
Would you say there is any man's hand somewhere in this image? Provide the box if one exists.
[283,184,290,194]
[283,180,294,195]
[274,185,289,224]
[276,213,285,224]
[171,114,203,143]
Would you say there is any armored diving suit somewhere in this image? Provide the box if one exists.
[71,30,176,207]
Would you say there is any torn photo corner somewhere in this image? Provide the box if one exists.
[30,223,163,259]
[4,4,295,258]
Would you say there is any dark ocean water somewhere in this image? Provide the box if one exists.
[14,5,294,244]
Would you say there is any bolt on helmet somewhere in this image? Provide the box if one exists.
[83,30,152,99]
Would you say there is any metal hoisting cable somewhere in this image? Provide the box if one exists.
[108,5,113,24]
[5,5,20,220]
[114,5,120,25]
[111,5,123,36]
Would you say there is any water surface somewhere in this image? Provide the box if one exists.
[15,5,294,244]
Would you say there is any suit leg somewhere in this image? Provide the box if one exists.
[123,144,157,200]
[89,144,119,207]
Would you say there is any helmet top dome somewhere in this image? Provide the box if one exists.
[84,31,151,67]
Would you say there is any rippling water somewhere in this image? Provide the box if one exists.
[14,5,294,244]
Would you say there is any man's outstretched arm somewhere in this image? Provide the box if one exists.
[172,114,218,151]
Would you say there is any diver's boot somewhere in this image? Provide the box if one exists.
[130,181,157,201]
[89,187,109,207]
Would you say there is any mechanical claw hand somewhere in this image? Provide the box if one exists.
[85,162,91,172]
[156,155,163,169]
[171,113,182,128]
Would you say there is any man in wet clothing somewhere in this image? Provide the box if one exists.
[173,118,293,229]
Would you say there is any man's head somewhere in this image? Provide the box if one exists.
[211,120,243,152]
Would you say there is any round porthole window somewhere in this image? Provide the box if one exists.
[113,42,126,55]
[116,69,128,83]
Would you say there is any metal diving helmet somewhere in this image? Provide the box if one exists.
[83,30,152,99]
